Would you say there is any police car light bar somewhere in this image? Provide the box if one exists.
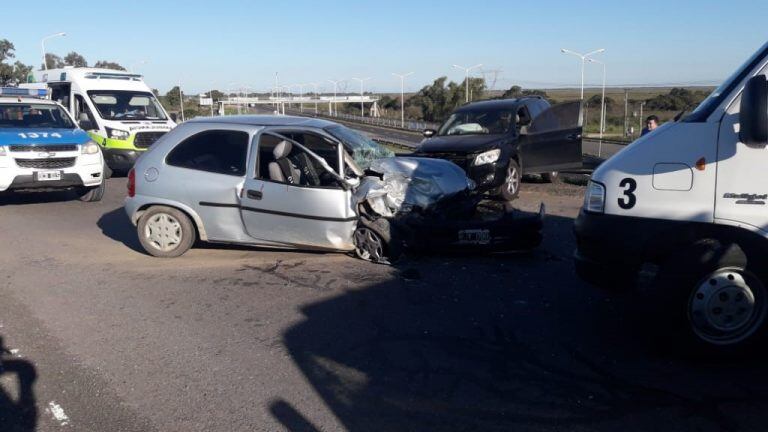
[0,87,50,98]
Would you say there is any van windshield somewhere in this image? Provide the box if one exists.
[438,109,515,136]
[87,90,167,121]
[0,104,75,129]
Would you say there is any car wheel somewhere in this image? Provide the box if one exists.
[498,159,521,201]
[137,206,195,258]
[78,181,105,202]
[354,218,400,264]
[650,240,768,355]
[541,171,560,183]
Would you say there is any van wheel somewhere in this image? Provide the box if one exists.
[137,206,195,258]
[651,240,768,355]
[498,159,521,201]
[541,171,560,183]
[77,181,105,202]
[354,218,401,264]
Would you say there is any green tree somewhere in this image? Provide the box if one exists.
[0,39,33,85]
[93,60,126,71]
[64,51,88,67]
[43,53,64,70]
[164,86,181,109]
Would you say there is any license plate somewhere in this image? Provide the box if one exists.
[458,229,491,245]
[36,171,61,181]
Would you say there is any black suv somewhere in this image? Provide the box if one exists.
[414,97,583,200]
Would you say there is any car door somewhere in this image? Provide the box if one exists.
[239,128,357,251]
[518,101,583,174]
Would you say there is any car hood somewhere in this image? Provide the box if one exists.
[354,157,475,217]
[0,128,91,146]
[417,134,507,153]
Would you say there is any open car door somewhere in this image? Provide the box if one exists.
[519,101,583,174]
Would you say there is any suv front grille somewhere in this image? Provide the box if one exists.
[15,157,76,169]
[134,132,166,149]
[10,144,79,152]
[418,152,470,171]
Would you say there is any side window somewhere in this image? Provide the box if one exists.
[528,101,582,134]
[256,132,341,188]
[167,130,249,176]
[74,94,96,126]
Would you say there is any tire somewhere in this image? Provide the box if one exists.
[541,171,560,183]
[78,181,105,202]
[650,240,768,356]
[354,217,401,264]
[498,159,521,201]
[137,206,196,258]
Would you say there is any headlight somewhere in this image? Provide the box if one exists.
[81,141,101,155]
[106,127,130,140]
[472,149,501,166]
[584,180,606,213]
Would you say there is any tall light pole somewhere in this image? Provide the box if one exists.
[327,79,340,116]
[178,80,185,122]
[352,77,372,117]
[560,48,605,100]
[296,83,306,112]
[453,64,482,103]
[308,82,319,114]
[392,72,414,128]
[587,58,607,139]
[130,60,147,73]
[41,32,66,71]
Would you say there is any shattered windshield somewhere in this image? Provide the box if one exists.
[438,109,515,136]
[87,90,167,121]
[325,124,394,169]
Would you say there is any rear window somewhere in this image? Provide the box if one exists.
[166,130,249,176]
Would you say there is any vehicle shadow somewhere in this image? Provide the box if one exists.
[0,337,37,432]
[279,213,768,431]
[97,207,144,253]
[0,190,77,206]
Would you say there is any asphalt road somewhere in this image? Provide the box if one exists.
[2,177,768,431]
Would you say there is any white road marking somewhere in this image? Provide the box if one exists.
[47,401,70,426]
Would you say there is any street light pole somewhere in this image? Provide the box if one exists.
[327,80,339,116]
[352,77,371,117]
[309,82,319,114]
[41,32,66,71]
[588,58,607,140]
[560,48,605,100]
[392,72,414,128]
[453,64,482,103]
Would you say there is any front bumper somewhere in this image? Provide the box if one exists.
[465,160,508,191]
[0,153,103,192]
[398,203,544,252]
[103,148,143,171]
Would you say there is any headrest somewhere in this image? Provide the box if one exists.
[273,140,292,160]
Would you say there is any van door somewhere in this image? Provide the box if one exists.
[239,129,357,250]
[519,101,583,174]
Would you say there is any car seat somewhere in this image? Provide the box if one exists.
[268,140,301,184]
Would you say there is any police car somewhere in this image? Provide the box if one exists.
[0,87,105,201]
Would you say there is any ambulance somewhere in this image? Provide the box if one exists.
[0,87,105,201]
[31,67,175,172]
[575,41,768,353]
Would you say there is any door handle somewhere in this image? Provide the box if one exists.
[247,189,263,200]
[566,133,581,141]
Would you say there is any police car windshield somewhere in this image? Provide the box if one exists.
[438,109,514,136]
[0,104,75,129]
[87,90,167,121]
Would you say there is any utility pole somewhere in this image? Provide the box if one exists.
[639,101,646,132]
[178,81,185,122]
[352,77,371,117]
[623,89,629,138]
[392,72,414,128]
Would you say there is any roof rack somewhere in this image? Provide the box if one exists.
[84,72,142,81]
[0,87,50,99]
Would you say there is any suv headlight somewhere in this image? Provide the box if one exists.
[472,149,501,166]
[106,127,130,140]
[584,180,606,213]
[81,141,101,155]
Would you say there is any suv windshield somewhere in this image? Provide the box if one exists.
[0,103,75,129]
[87,90,167,121]
[438,109,515,136]
[325,124,394,169]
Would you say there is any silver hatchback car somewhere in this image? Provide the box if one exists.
[124,115,543,261]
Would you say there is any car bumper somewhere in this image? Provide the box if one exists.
[0,155,103,192]
[103,148,143,171]
[465,161,508,191]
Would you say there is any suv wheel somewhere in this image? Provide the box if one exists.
[77,181,105,202]
[137,206,196,258]
[498,159,521,201]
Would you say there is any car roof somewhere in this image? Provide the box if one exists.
[185,115,339,129]
[0,97,57,105]
[455,97,543,112]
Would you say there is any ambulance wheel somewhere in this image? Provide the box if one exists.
[652,240,768,355]
[541,171,560,183]
[498,159,521,201]
[354,218,401,264]
[78,181,105,202]
[137,206,196,258]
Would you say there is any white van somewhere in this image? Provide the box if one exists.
[575,41,768,353]
[31,68,176,171]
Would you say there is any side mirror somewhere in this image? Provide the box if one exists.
[78,119,94,130]
[740,74,768,146]
[423,128,436,138]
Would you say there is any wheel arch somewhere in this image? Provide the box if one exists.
[134,202,206,241]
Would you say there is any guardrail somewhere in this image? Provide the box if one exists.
[284,108,439,133]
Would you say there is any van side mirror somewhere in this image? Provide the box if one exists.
[739,75,768,146]
[423,128,436,138]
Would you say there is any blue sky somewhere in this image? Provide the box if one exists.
[3,0,767,94]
